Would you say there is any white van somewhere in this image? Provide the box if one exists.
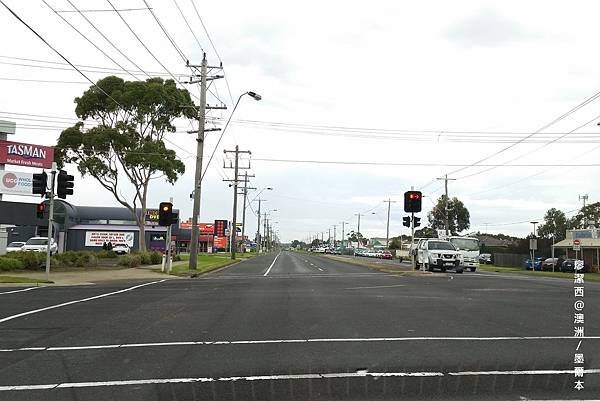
[448,236,480,272]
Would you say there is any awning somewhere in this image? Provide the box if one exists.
[553,238,600,248]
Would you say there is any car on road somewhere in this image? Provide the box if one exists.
[6,241,26,252]
[560,258,589,273]
[478,253,492,264]
[379,251,393,260]
[416,239,463,273]
[541,257,564,271]
[524,257,543,271]
[21,237,57,255]
[112,243,130,255]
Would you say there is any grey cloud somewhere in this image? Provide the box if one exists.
[445,9,535,47]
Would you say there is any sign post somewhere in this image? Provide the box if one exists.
[573,239,581,260]
[45,162,57,281]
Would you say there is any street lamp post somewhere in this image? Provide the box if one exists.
[252,187,272,254]
[189,90,261,270]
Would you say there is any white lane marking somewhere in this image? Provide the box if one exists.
[318,268,323,271]
[0,286,44,295]
[2,336,598,353]
[345,284,406,290]
[263,251,281,276]
[0,280,166,324]
[2,369,600,391]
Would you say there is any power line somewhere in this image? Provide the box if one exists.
[106,0,200,102]
[0,55,187,77]
[55,7,150,13]
[189,0,234,106]
[63,0,151,79]
[0,0,121,106]
[172,0,204,53]
[251,157,600,168]
[142,0,187,64]
[0,76,87,84]
[42,0,139,80]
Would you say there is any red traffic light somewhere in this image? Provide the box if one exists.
[36,202,46,219]
[404,190,422,213]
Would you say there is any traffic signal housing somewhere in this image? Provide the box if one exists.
[413,217,421,227]
[36,202,46,219]
[158,202,173,226]
[402,216,411,227]
[404,191,422,213]
[32,172,47,196]
[57,170,74,199]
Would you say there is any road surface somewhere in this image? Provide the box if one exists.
[1,251,598,400]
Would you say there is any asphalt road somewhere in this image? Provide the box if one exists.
[1,250,599,400]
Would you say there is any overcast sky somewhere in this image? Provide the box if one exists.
[1,0,600,242]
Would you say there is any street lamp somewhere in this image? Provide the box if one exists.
[190,90,262,269]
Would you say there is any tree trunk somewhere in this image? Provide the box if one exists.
[138,222,146,252]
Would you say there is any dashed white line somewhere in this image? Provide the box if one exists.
[1,336,597,353]
[318,268,324,271]
[263,251,281,276]
[0,280,166,324]
[344,284,406,290]
[0,286,44,295]
[2,369,600,391]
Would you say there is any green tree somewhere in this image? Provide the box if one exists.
[569,202,600,229]
[427,196,470,234]
[55,76,195,251]
[414,226,437,238]
[537,208,568,241]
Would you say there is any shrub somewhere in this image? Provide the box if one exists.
[139,252,152,265]
[52,251,98,268]
[0,257,24,271]
[96,250,117,259]
[118,254,141,268]
[7,251,44,269]
[172,254,181,262]
[150,251,162,264]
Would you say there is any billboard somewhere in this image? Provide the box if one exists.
[213,236,228,249]
[0,170,33,195]
[85,231,135,247]
[0,140,54,169]
[214,219,227,237]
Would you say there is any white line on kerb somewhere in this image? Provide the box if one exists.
[0,286,44,295]
[263,251,281,276]
[0,280,166,324]
[2,369,600,391]
[2,336,598,353]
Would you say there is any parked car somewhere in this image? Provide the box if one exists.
[524,257,543,271]
[353,248,366,257]
[6,241,26,252]
[21,237,57,255]
[379,251,393,260]
[416,239,463,273]
[561,259,589,273]
[541,257,564,271]
[478,253,492,264]
[112,243,130,255]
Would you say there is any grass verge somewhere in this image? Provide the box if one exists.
[156,253,256,277]
[478,264,600,281]
[0,276,53,284]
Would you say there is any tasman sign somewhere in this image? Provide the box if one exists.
[0,140,54,169]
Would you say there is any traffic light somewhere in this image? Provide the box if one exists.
[413,216,421,228]
[402,216,411,227]
[158,202,173,226]
[32,172,47,196]
[36,202,46,219]
[404,190,422,213]
[56,170,74,199]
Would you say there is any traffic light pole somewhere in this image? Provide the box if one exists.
[165,197,173,273]
[45,163,57,281]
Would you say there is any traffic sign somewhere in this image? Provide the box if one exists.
[573,239,581,252]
